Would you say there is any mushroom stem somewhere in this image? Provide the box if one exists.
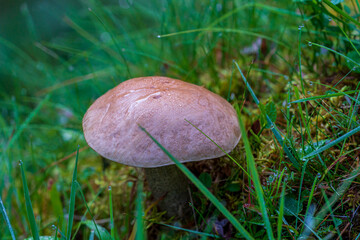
[144,165,190,217]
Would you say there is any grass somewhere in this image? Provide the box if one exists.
[1,0,360,239]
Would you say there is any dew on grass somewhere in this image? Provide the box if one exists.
[309,81,313,86]
[157,35,161,38]
[328,17,332,21]
[353,67,357,71]
[19,160,23,166]
[287,103,291,109]
[284,167,288,170]
[308,42,312,46]
[307,91,311,95]
[317,173,321,179]
[108,186,112,191]
[52,225,57,230]
[100,32,111,43]
[269,124,274,129]
[298,24,304,30]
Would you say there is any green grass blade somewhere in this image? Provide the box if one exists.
[233,60,300,170]
[314,165,360,224]
[75,181,103,240]
[3,94,50,153]
[277,180,285,240]
[309,42,360,68]
[154,222,220,238]
[19,160,40,240]
[322,0,360,27]
[0,195,16,240]
[236,109,275,240]
[139,126,254,240]
[108,186,115,240]
[66,146,80,240]
[321,189,342,238]
[285,207,322,240]
[290,90,360,104]
[135,177,145,240]
[301,175,319,235]
[185,119,250,178]
[304,125,360,159]
[158,28,289,48]
[89,230,95,240]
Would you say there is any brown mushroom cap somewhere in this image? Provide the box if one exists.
[82,76,240,168]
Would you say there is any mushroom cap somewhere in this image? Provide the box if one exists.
[82,76,241,168]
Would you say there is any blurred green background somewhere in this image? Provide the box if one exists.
[2,0,360,239]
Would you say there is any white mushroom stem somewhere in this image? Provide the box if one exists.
[144,165,189,217]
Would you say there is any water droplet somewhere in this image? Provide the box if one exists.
[68,65,74,72]
[157,35,161,38]
[301,158,306,161]
[52,225,56,230]
[308,42,312,46]
[317,173,321,179]
[346,60,350,63]
[328,17,332,21]
[270,124,275,129]
[298,24,304,30]
[100,32,111,43]
[18,160,23,166]
[88,8,92,11]
[108,186,112,191]
[353,66,357,71]
[284,76,289,80]
[307,91,311,95]
[309,81,313,86]
[287,103,291,109]
[284,167,288,170]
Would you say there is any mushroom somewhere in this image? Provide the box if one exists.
[82,76,240,217]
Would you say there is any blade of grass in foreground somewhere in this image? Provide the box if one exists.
[154,222,220,238]
[322,0,360,27]
[303,125,360,159]
[313,165,360,230]
[75,181,103,240]
[235,106,275,240]
[139,126,254,240]
[290,90,360,104]
[233,60,300,170]
[135,177,145,240]
[3,94,50,152]
[185,119,250,178]
[66,146,80,240]
[0,194,16,240]
[309,42,360,68]
[108,186,115,240]
[277,180,286,240]
[19,160,40,240]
